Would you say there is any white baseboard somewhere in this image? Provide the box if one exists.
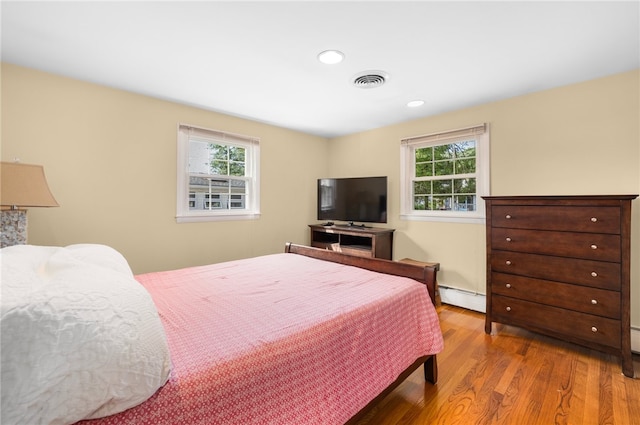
[438,285,640,354]
[439,285,486,313]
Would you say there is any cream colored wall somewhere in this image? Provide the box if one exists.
[328,70,640,327]
[1,63,329,273]
[3,63,639,327]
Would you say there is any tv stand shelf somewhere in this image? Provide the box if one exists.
[309,224,394,260]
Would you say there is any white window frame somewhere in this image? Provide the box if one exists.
[400,123,490,224]
[176,123,260,223]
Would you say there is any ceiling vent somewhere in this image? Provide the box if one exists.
[352,71,389,89]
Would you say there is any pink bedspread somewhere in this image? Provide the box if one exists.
[83,253,443,425]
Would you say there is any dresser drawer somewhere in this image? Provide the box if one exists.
[491,272,620,319]
[491,250,621,291]
[491,206,621,234]
[492,295,621,349]
[491,228,621,262]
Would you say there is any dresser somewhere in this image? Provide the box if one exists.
[483,195,637,378]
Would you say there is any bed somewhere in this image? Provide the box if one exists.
[1,242,443,425]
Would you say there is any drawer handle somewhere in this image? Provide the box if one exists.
[505,283,511,289]
[590,244,598,250]
[506,306,511,312]
[591,299,598,305]
[505,214,512,219]
[591,217,598,223]
[591,271,598,277]
[505,260,512,266]
[591,326,598,333]
[505,237,512,242]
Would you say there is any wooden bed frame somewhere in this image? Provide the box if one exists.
[285,243,439,424]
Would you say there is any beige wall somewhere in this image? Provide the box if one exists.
[1,63,328,273]
[2,63,639,327]
[328,69,640,326]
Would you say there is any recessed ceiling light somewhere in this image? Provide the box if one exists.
[407,100,425,108]
[318,50,345,65]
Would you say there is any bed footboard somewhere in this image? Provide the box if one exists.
[285,243,440,424]
[284,243,438,306]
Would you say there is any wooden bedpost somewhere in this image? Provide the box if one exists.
[424,355,438,384]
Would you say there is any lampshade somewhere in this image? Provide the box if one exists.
[1,162,59,208]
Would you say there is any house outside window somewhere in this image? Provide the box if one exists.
[177,124,260,223]
[400,123,489,224]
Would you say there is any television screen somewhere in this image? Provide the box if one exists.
[317,176,387,224]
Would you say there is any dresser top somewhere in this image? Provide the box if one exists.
[483,195,638,201]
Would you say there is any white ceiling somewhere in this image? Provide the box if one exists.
[2,1,639,138]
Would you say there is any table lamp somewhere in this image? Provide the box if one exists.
[1,161,59,248]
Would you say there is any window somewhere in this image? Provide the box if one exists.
[177,124,260,222]
[400,123,489,223]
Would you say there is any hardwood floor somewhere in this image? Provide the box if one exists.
[357,305,640,425]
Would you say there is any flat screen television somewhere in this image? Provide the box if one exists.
[317,176,387,224]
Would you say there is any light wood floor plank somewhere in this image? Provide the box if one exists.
[357,305,640,425]
[626,373,640,423]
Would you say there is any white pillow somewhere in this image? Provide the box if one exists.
[1,244,171,425]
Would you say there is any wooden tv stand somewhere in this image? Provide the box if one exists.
[309,224,394,260]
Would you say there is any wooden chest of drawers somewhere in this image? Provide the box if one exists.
[483,195,637,378]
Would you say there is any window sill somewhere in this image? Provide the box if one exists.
[176,212,261,223]
[400,213,485,225]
